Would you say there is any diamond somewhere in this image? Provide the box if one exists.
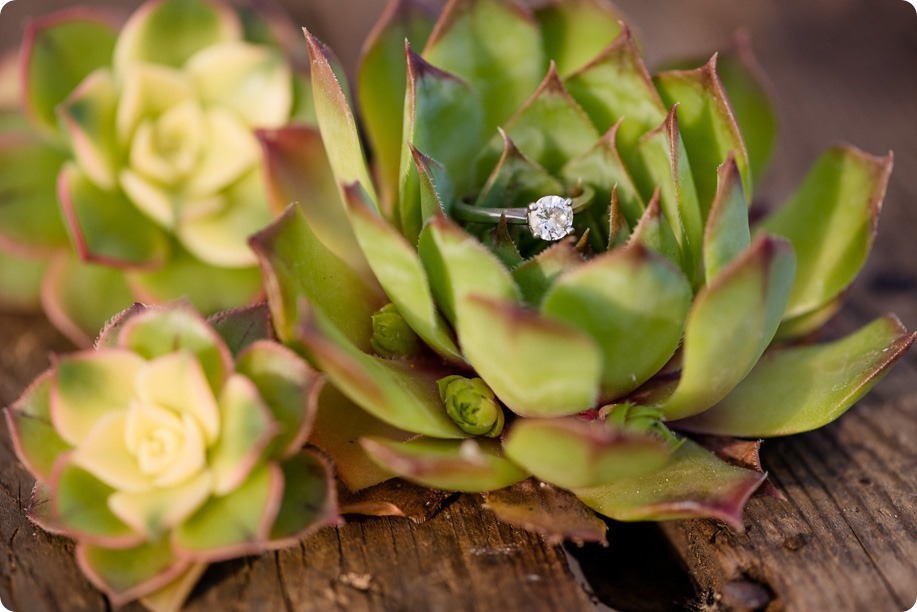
[527,196,574,241]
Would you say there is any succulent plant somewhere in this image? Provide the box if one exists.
[0,0,314,345]
[251,0,914,539]
[5,303,337,610]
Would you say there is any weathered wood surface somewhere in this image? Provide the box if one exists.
[1,0,916,610]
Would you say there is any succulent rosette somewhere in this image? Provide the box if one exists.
[5,304,337,610]
[251,0,914,538]
[0,0,314,345]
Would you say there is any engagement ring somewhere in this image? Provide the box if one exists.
[452,187,594,241]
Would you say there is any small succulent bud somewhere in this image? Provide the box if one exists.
[438,375,505,437]
[602,403,681,447]
[371,303,423,358]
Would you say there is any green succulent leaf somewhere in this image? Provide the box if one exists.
[412,146,456,219]
[703,153,751,281]
[6,372,71,481]
[138,563,207,612]
[757,145,892,319]
[77,539,185,606]
[773,297,842,341]
[655,235,796,420]
[114,0,241,74]
[542,245,691,399]
[634,108,703,282]
[512,241,583,306]
[457,295,602,417]
[304,29,379,208]
[358,0,436,206]
[561,122,645,228]
[250,204,385,351]
[235,340,322,459]
[417,214,519,324]
[574,438,765,529]
[344,184,463,364]
[23,13,117,137]
[126,246,263,316]
[482,479,608,544]
[628,189,682,268]
[423,0,545,132]
[504,418,669,489]
[59,163,169,269]
[57,69,119,190]
[565,28,666,159]
[536,0,624,77]
[0,251,46,311]
[476,130,563,211]
[674,315,915,437]
[172,463,281,559]
[0,135,69,253]
[310,383,415,491]
[607,186,630,249]
[655,56,751,208]
[361,436,528,493]
[117,306,231,393]
[53,461,139,545]
[258,125,370,278]
[269,450,339,543]
[295,300,466,439]
[484,65,598,176]
[207,304,273,357]
[42,255,135,346]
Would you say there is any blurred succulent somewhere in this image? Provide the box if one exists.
[5,304,337,610]
[252,0,914,539]
[0,0,315,345]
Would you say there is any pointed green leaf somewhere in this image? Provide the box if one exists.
[310,383,414,491]
[59,163,169,269]
[114,0,241,74]
[0,135,69,253]
[417,214,519,324]
[635,108,703,282]
[295,301,466,439]
[304,30,379,207]
[757,145,892,319]
[126,247,263,317]
[655,55,751,208]
[172,464,281,559]
[77,539,185,606]
[607,186,630,249]
[269,450,339,544]
[250,204,385,351]
[675,316,915,437]
[361,436,527,493]
[22,12,116,137]
[504,418,669,489]
[542,245,691,399]
[565,27,666,158]
[536,0,624,76]
[457,295,601,417]
[358,0,436,206]
[656,236,796,419]
[58,68,119,190]
[628,189,682,268]
[258,124,370,278]
[207,304,273,357]
[482,479,608,544]
[235,340,322,459]
[42,254,135,346]
[562,122,645,228]
[412,146,455,219]
[485,65,598,175]
[483,215,525,269]
[423,0,545,131]
[512,241,583,306]
[704,153,751,281]
[344,184,463,364]
[476,129,564,211]
[6,372,71,482]
[574,438,764,529]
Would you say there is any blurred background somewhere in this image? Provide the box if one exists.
[2,0,916,328]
